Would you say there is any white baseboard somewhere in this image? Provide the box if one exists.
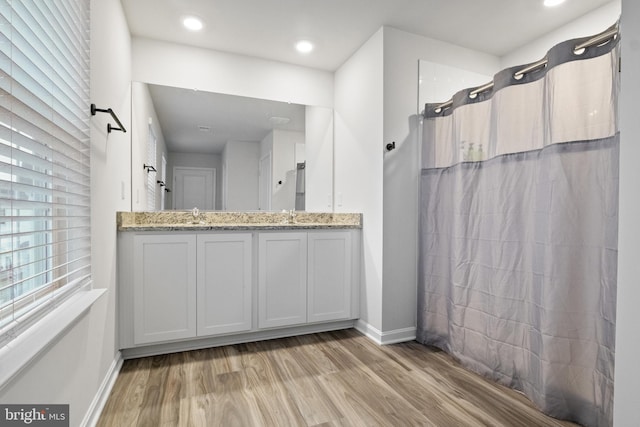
[81,351,123,427]
[354,319,383,344]
[355,320,416,345]
[121,320,357,360]
[380,326,416,345]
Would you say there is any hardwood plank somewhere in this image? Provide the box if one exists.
[98,330,580,427]
[381,341,576,427]
[268,337,344,425]
[291,334,343,376]
[197,370,260,426]
[238,339,308,426]
[319,365,434,426]
[367,359,487,426]
[158,351,187,425]
[96,357,149,427]
[137,354,170,427]
[314,371,400,427]
[177,348,214,424]
[313,333,371,372]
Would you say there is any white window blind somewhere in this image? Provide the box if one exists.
[0,0,91,347]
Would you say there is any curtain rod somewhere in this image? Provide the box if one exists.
[433,24,619,114]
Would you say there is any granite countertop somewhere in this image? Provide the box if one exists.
[117,211,362,231]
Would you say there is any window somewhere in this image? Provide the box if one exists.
[0,0,91,346]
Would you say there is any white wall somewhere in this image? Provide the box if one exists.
[501,1,621,68]
[167,152,222,210]
[0,1,132,426]
[132,37,334,108]
[334,25,500,342]
[130,37,336,214]
[382,27,500,340]
[613,1,640,425]
[334,28,385,334]
[260,130,274,158]
[259,133,274,210]
[131,82,168,211]
[305,106,334,212]
[223,141,261,211]
[271,130,304,211]
[418,61,493,111]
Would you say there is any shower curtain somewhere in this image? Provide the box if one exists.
[418,27,619,427]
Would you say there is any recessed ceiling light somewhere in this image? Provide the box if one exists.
[544,0,565,7]
[183,16,203,31]
[295,40,314,54]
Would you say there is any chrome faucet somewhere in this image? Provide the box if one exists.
[190,207,201,224]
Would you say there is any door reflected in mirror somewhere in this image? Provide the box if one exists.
[130,82,334,212]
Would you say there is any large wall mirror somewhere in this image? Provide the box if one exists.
[131,82,334,212]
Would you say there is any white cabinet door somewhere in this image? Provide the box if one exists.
[258,232,307,328]
[307,231,353,323]
[197,233,252,336]
[133,234,197,345]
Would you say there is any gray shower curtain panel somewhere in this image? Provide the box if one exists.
[418,27,619,427]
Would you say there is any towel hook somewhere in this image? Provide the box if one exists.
[91,103,127,133]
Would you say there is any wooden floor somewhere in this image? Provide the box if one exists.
[98,329,578,427]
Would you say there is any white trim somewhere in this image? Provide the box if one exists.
[81,352,123,427]
[355,319,383,344]
[379,326,416,345]
[354,320,416,345]
[0,288,106,391]
[121,320,357,359]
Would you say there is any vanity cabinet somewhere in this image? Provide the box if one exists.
[258,232,308,328]
[307,231,353,323]
[120,232,253,347]
[257,230,354,328]
[118,226,361,355]
[132,234,197,345]
[197,233,253,336]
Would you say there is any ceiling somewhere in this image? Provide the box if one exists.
[122,0,616,154]
[121,0,615,72]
